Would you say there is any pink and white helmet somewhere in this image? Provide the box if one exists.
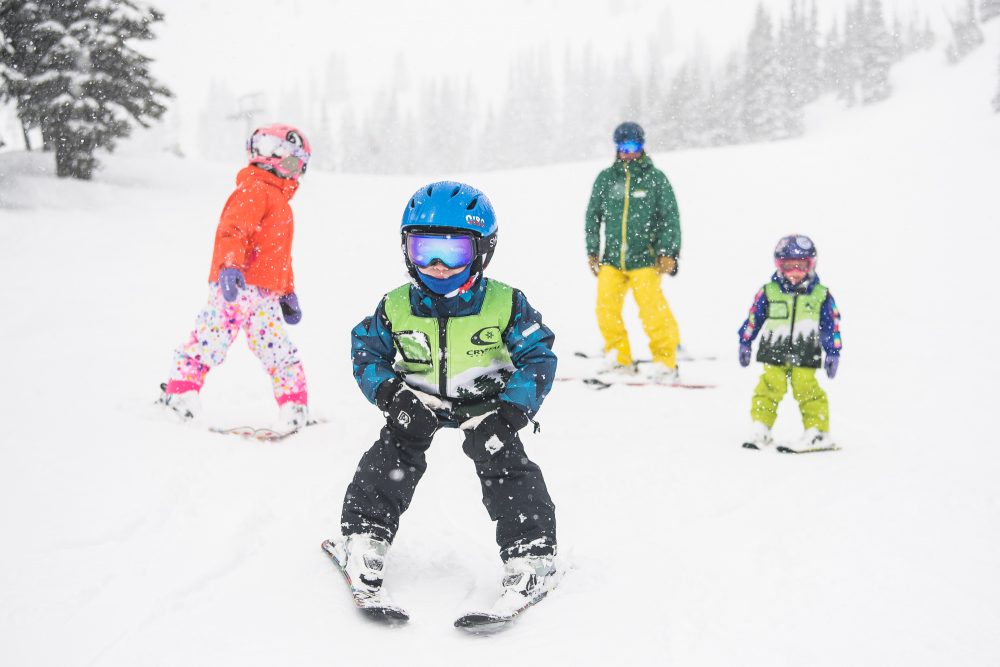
[247,124,311,180]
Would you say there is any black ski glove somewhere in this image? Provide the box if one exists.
[375,378,439,439]
[469,402,530,448]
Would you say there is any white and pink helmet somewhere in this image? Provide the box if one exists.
[247,124,311,180]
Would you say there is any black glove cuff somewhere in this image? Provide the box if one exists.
[374,378,401,411]
[498,402,530,433]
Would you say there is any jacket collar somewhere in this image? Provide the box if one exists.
[237,165,299,200]
[771,271,821,295]
[410,276,487,317]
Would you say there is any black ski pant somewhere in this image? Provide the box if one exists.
[340,424,557,561]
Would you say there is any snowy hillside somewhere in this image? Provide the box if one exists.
[1,23,999,667]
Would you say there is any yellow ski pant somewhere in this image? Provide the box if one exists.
[751,364,830,431]
[596,265,680,368]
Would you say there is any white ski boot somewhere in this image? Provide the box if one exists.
[742,422,774,450]
[646,361,680,384]
[275,402,309,433]
[322,534,407,621]
[157,386,201,422]
[791,428,836,451]
[492,554,557,616]
[597,350,638,376]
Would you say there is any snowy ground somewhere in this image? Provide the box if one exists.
[2,29,999,667]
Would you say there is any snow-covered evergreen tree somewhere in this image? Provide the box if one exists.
[982,0,1000,22]
[994,49,1000,112]
[859,0,894,104]
[743,4,796,141]
[946,0,985,64]
[2,0,170,178]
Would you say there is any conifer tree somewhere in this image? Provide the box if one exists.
[743,4,795,140]
[982,0,1000,22]
[946,0,984,64]
[2,0,170,178]
[994,49,1000,112]
[860,0,894,104]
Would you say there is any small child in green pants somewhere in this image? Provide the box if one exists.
[738,235,842,451]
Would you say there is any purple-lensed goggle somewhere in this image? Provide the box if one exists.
[405,232,476,269]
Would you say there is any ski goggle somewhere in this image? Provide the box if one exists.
[405,232,476,269]
[776,258,815,273]
[248,132,310,161]
[616,141,643,154]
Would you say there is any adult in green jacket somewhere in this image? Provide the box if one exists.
[585,122,682,378]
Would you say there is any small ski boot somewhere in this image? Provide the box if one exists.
[322,534,408,623]
[742,422,774,450]
[495,554,557,614]
[157,384,201,422]
[777,427,838,453]
[455,554,557,632]
[275,402,309,433]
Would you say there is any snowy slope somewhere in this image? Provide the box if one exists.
[2,26,999,667]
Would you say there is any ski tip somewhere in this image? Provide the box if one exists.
[361,606,410,624]
[741,442,761,450]
[454,612,511,633]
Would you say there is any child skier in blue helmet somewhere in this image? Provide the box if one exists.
[322,182,559,623]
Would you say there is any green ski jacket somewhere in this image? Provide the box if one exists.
[585,155,681,271]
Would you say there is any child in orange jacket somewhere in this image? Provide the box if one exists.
[159,124,312,432]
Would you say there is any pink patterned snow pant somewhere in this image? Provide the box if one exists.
[165,283,308,406]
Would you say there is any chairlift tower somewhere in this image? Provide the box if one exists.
[228,93,266,137]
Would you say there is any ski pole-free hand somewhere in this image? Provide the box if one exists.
[738,343,752,367]
[655,255,678,276]
[375,378,439,439]
[824,355,839,379]
[280,292,302,324]
[587,255,600,277]
[219,267,246,302]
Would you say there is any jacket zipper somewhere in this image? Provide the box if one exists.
[620,164,630,270]
[438,316,448,397]
[787,294,798,363]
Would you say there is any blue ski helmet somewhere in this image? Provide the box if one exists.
[400,181,499,279]
[613,121,645,145]
[774,234,817,270]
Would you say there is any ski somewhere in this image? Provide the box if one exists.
[555,376,716,390]
[321,539,409,624]
[210,419,324,442]
[454,591,549,634]
[573,349,717,363]
[776,444,840,454]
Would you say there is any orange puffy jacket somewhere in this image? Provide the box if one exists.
[208,166,300,295]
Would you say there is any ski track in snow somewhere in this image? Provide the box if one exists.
[2,24,1000,667]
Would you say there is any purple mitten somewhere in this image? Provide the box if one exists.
[824,355,839,379]
[219,268,246,302]
[738,343,752,367]
[280,292,302,325]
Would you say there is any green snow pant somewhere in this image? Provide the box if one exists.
[750,364,829,431]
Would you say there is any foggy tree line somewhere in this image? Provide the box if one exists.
[0,0,170,179]
[223,0,944,174]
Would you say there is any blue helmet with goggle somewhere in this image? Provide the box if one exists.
[400,181,498,281]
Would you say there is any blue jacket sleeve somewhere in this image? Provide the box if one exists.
[499,290,557,418]
[351,298,398,404]
[819,291,842,357]
[738,287,769,344]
